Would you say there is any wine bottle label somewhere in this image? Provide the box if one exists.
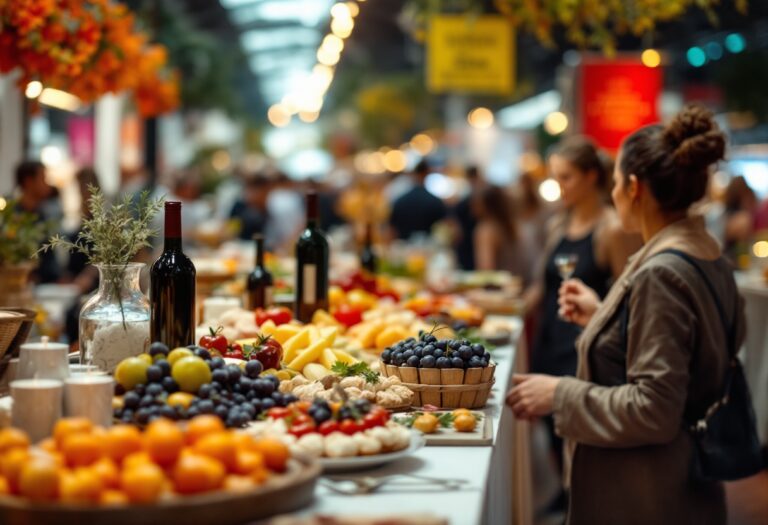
[265,286,274,306]
[303,264,316,304]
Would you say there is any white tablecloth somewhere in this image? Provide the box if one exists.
[736,273,768,444]
[293,319,533,525]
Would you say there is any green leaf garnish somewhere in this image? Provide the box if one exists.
[331,361,380,384]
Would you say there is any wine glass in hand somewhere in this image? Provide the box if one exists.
[554,253,579,281]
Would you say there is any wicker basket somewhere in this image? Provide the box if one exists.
[379,360,496,409]
[0,311,25,359]
[0,308,35,358]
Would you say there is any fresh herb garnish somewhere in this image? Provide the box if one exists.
[331,361,380,384]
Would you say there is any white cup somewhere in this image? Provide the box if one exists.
[11,379,63,442]
[18,340,70,381]
[63,375,114,427]
[69,364,107,376]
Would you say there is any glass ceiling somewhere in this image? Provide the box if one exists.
[220,0,339,107]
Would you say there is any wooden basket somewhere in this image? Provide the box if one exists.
[0,311,25,358]
[379,360,496,409]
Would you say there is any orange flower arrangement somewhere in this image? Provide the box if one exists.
[0,0,179,116]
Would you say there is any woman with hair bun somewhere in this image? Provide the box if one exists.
[508,106,742,524]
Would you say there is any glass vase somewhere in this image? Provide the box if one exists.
[79,263,150,373]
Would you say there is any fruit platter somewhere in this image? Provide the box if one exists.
[393,409,493,446]
[244,397,421,472]
[0,417,319,525]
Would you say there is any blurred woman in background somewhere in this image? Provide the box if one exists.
[473,185,535,285]
[524,136,641,492]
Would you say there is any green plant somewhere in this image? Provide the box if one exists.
[41,186,163,325]
[0,200,49,265]
[331,361,381,384]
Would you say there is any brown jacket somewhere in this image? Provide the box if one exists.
[553,216,745,525]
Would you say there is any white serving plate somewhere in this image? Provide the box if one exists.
[319,431,426,473]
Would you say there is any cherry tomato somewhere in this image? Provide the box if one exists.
[292,413,313,426]
[267,407,291,419]
[199,327,228,354]
[333,304,364,328]
[288,422,316,438]
[339,419,363,435]
[255,307,292,327]
[318,421,340,435]
[367,407,390,426]
[224,343,244,360]
[247,335,283,370]
[375,291,400,302]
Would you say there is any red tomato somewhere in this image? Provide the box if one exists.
[199,327,228,353]
[333,305,364,328]
[367,407,390,426]
[247,335,283,370]
[292,413,313,426]
[224,345,244,360]
[339,419,363,435]
[288,422,316,438]
[267,407,291,419]
[375,291,400,302]
[254,307,292,326]
[318,421,339,435]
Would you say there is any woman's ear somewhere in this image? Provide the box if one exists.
[628,174,640,203]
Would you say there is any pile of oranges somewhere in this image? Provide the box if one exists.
[0,416,290,505]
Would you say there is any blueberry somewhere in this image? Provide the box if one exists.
[136,408,151,424]
[434,349,445,359]
[261,398,276,410]
[114,384,126,396]
[436,356,451,369]
[406,355,420,367]
[271,391,284,404]
[211,381,225,392]
[162,376,178,393]
[266,375,280,390]
[251,399,263,411]
[338,407,353,420]
[483,351,492,362]
[458,346,473,360]
[160,405,178,420]
[381,349,392,363]
[187,407,200,418]
[198,383,213,399]
[472,343,485,356]
[234,393,247,404]
[146,383,164,397]
[233,383,242,394]
[480,359,489,367]
[422,334,437,344]
[149,342,170,357]
[226,365,242,384]
[209,356,225,370]
[469,356,483,368]
[393,354,406,366]
[156,360,171,377]
[198,399,215,414]
[239,377,254,392]
[245,360,263,378]
[435,340,448,350]
[123,391,140,409]
[453,320,469,332]
[146,365,163,384]
[139,394,155,407]
[422,345,435,356]
[212,369,228,384]
[254,379,274,396]
[121,411,135,424]
[312,408,331,423]
[194,347,212,361]
[451,357,465,369]
[241,403,256,418]
[449,340,462,350]
[284,394,298,405]
[353,399,371,412]
[420,355,436,368]
[413,348,423,358]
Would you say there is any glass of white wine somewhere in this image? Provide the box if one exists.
[555,253,579,281]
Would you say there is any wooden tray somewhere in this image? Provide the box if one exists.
[0,456,320,525]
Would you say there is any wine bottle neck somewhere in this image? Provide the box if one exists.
[305,191,319,229]
[255,238,264,266]
[164,201,183,251]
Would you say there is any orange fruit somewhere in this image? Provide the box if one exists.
[62,432,104,467]
[53,418,93,449]
[232,432,257,452]
[166,392,195,410]
[194,432,237,472]
[99,489,129,506]
[172,453,225,494]
[224,474,255,492]
[59,467,102,503]
[0,428,30,454]
[0,447,30,493]
[18,459,61,501]
[144,419,184,467]
[104,425,143,464]
[0,476,9,495]
[91,458,120,489]
[250,466,270,485]
[234,450,265,476]
[38,438,57,454]
[252,438,289,473]
[122,451,153,470]
[121,463,165,504]
[185,415,225,445]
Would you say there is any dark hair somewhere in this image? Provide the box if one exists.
[15,160,45,189]
[550,136,610,192]
[465,165,480,181]
[620,105,726,212]
[75,167,100,191]
[724,175,756,213]
[478,185,518,243]
[414,159,431,177]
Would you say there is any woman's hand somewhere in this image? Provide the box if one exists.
[558,279,601,327]
[506,374,561,421]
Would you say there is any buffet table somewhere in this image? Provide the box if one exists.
[292,318,533,525]
[735,272,768,445]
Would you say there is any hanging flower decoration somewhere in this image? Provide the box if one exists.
[0,0,179,116]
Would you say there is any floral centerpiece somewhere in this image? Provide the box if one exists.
[0,0,178,116]
[41,187,163,371]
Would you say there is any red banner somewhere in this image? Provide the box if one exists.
[579,58,662,152]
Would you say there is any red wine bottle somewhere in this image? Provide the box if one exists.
[246,234,273,309]
[295,191,329,322]
[150,201,196,348]
[360,222,377,275]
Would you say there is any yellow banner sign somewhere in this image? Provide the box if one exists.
[427,15,515,95]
